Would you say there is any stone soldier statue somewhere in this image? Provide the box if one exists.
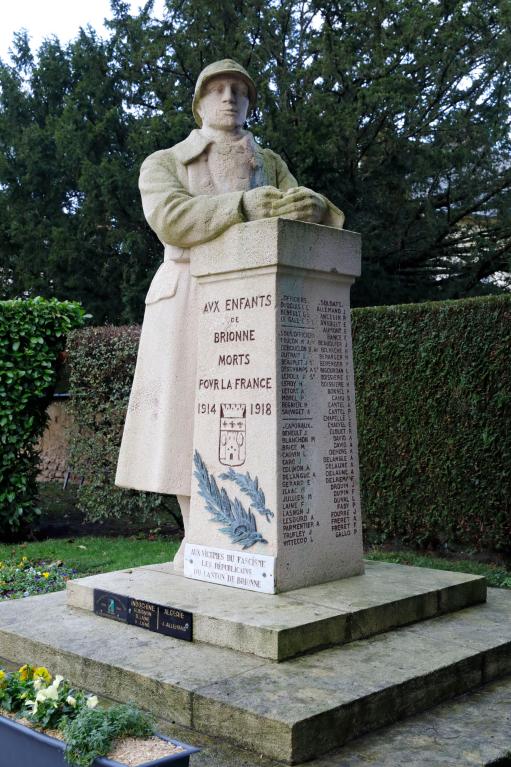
[115,59,345,572]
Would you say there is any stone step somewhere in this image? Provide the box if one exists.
[66,560,486,661]
[0,586,509,763]
[159,674,511,766]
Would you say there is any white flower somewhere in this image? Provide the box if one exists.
[46,686,59,701]
[86,695,98,709]
[33,677,45,691]
[37,684,59,702]
[25,699,38,715]
[66,696,77,707]
[33,674,64,705]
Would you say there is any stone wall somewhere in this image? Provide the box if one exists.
[37,399,74,483]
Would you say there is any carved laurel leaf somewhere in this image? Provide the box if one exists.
[219,467,274,521]
[193,451,268,548]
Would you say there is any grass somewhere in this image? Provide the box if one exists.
[0,536,181,578]
[366,548,511,589]
[0,536,509,598]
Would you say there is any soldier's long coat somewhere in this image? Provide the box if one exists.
[115,129,343,496]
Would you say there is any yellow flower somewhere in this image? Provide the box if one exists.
[22,556,28,561]
[0,670,6,686]
[42,572,50,579]
[34,667,52,685]
[18,664,33,681]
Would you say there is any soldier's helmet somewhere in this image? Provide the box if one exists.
[192,59,257,127]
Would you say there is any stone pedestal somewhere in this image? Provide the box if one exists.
[3,564,502,765]
[185,218,364,593]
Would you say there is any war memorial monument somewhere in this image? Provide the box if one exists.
[0,60,509,765]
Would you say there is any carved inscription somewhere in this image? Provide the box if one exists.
[280,295,316,546]
[184,543,275,593]
[196,292,274,426]
[279,293,357,545]
[192,287,276,568]
[317,299,357,538]
[192,274,361,590]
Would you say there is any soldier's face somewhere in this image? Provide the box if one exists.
[198,75,250,131]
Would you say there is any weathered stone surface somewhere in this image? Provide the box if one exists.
[0,592,261,727]
[66,560,486,660]
[159,676,511,767]
[2,648,509,766]
[192,628,484,761]
[187,218,365,593]
[189,217,360,279]
[1,587,509,763]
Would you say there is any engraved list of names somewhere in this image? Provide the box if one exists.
[279,286,360,554]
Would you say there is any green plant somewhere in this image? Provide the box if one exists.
[65,294,511,553]
[366,549,511,589]
[26,675,91,730]
[61,703,155,767]
[352,295,511,552]
[0,537,180,579]
[67,326,182,528]
[0,298,86,535]
[0,664,40,713]
[0,556,77,601]
[0,664,89,728]
[0,664,155,767]
[2,2,510,319]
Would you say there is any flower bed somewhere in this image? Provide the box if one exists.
[0,665,198,766]
[0,556,77,600]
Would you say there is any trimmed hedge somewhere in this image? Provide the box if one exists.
[352,294,511,551]
[67,326,181,527]
[0,298,86,534]
[66,294,510,552]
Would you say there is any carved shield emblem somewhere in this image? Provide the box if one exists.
[219,404,246,466]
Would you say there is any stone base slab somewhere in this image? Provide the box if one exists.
[158,675,511,766]
[66,560,486,661]
[0,587,509,763]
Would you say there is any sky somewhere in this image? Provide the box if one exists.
[0,0,164,62]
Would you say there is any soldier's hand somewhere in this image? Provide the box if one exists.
[273,187,327,224]
[242,186,283,221]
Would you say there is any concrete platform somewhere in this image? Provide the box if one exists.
[0,586,509,763]
[66,560,486,660]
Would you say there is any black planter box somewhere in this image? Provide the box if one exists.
[0,714,199,767]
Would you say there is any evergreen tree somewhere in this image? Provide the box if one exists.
[0,0,510,320]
